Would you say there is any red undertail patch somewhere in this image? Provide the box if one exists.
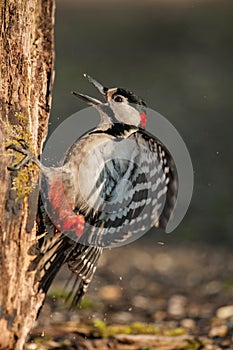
[47,175,85,237]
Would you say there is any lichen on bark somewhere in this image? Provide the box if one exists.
[0,1,55,349]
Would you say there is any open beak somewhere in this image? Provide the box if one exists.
[72,91,102,105]
[84,73,107,95]
[72,74,107,106]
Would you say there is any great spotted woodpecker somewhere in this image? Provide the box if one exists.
[7,75,178,307]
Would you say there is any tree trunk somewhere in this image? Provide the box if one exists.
[0,1,55,349]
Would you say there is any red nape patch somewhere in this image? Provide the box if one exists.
[140,113,147,128]
[47,175,85,237]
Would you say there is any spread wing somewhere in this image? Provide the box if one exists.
[32,127,177,308]
[74,128,178,247]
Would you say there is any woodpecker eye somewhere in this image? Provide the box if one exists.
[114,96,123,103]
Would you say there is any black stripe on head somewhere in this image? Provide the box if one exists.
[112,88,146,109]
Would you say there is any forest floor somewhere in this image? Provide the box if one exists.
[26,241,233,349]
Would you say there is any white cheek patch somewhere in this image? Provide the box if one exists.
[111,102,141,126]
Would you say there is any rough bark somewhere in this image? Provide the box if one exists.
[0,1,55,349]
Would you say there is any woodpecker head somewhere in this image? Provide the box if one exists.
[73,74,147,128]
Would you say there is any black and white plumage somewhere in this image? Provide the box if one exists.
[30,75,178,307]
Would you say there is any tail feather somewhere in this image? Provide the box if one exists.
[31,232,103,307]
[68,245,102,281]
[37,236,73,294]
[69,278,88,308]
[66,245,103,308]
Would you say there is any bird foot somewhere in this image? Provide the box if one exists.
[6,139,39,171]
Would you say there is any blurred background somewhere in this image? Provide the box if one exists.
[50,0,233,246]
[36,1,233,341]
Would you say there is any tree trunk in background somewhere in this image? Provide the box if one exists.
[0,1,55,349]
